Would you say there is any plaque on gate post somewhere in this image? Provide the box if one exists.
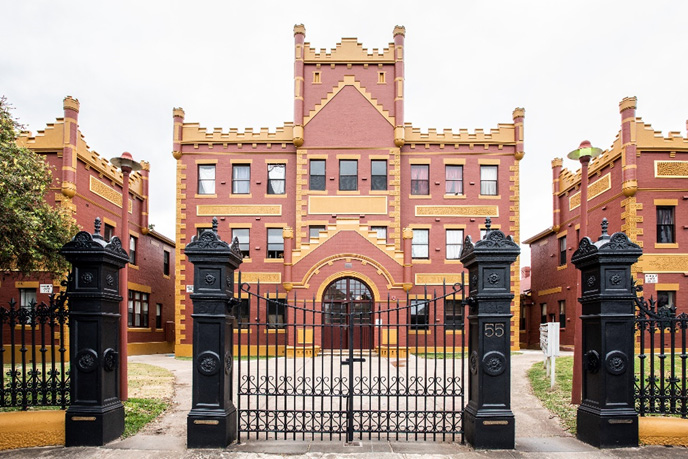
[571,219,641,447]
[60,218,129,446]
[185,218,243,448]
[459,219,520,449]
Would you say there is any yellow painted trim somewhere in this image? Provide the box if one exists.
[478,195,501,200]
[335,154,361,159]
[654,160,688,178]
[443,158,466,165]
[639,416,688,446]
[194,193,217,199]
[654,243,679,249]
[128,282,151,294]
[478,159,501,164]
[175,343,193,357]
[443,224,467,229]
[230,159,253,164]
[557,265,568,271]
[0,410,65,450]
[102,216,117,227]
[653,198,678,206]
[408,330,431,335]
[197,204,282,216]
[15,281,39,289]
[538,286,562,296]
[654,283,679,291]
[415,205,499,218]
[194,159,218,164]
[129,229,140,238]
[409,159,431,165]
[128,341,173,355]
[265,159,289,164]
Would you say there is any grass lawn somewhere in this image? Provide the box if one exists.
[122,362,174,438]
[527,355,577,434]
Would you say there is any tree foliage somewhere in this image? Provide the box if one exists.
[0,96,78,275]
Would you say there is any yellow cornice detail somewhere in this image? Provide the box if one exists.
[303,75,394,127]
[301,255,398,291]
[179,123,294,145]
[17,117,145,198]
[303,38,395,64]
[403,123,517,145]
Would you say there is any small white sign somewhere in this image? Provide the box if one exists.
[645,274,659,284]
[39,284,53,294]
[186,285,194,293]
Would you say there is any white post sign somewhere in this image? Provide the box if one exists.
[39,284,53,294]
[540,322,560,388]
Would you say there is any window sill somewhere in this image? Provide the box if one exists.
[408,194,432,199]
[337,190,361,195]
[412,259,432,264]
[265,329,286,334]
[557,265,568,271]
[307,190,328,194]
[163,274,171,280]
[655,242,679,249]
[443,194,466,199]
[445,259,463,264]
[237,329,252,334]
[128,327,152,332]
[264,258,284,263]
[194,194,217,199]
[230,193,252,198]
[128,264,140,270]
[409,330,431,335]
[445,330,464,335]
[478,195,501,200]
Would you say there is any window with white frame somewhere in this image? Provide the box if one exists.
[232,164,251,194]
[197,164,216,194]
[412,229,429,259]
[446,229,464,260]
[445,165,463,195]
[267,228,284,258]
[480,165,498,195]
[267,164,286,195]
[231,228,250,259]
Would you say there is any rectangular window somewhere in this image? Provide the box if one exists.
[412,229,429,259]
[267,228,284,259]
[371,160,387,190]
[371,226,387,242]
[163,250,170,276]
[309,160,325,190]
[268,298,286,329]
[155,303,162,329]
[519,305,526,331]
[411,164,429,195]
[657,206,675,243]
[235,299,250,329]
[19,288,37,322]
[339,160,358,191]
[128,291,149,328]
[540,303,547,324]
[657,291,676,313]
[231,228,250,259]
[197,164,216,195]
[129,236,137,265]
[410,299,429,330]
[267,164,286,195]
[445,165,463,195]
[559,300,566,328]
[104,224,114,242]
[232,164,250,194]
[559,236,567,266]
[446,229,464,260]
[444,299,463,330]
[309,225,326,239]
[480,165,498,195]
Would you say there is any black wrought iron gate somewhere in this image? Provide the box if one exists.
[235,275,466,443]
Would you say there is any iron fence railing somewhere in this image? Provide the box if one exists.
[634,283,688,418]
[0,289,70,410]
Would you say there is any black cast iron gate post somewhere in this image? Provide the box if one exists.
[459,219,520,449]
[60,218,129,446]
[185,218,243,448]
[571,219,641,447]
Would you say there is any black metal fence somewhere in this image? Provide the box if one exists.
[0,289,70,410]
[634,283,688,418]
[234,273,467,443]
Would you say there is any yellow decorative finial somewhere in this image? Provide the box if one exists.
[512,107,525,119]
[393,25,406,37]
[294,24,306,36]
[173,107,185,118]
[619,97,637,112]
[551,158,563,168]
[63,96,80,113]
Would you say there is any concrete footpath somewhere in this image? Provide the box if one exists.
[2,350,687,458]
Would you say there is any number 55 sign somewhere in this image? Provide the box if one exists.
[484,323,505,338]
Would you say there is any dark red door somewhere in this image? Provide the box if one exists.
[322,278,373,350]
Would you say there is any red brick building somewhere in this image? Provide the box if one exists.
[523,97,688,348]
[1,96,176,355]
[173,25,525,356]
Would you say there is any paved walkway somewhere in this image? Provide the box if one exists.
[2,350,687,458]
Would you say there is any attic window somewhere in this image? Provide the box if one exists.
[313,71,321,84]
[378,71,386,84]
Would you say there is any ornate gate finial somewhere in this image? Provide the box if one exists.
[599,218,610,241]
[94,217,102,238]
[212,217,218,234]
[484,217,492,236]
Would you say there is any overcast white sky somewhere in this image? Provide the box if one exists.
[3,1,687,266]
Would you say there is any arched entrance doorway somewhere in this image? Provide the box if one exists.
[321,277,374,350]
